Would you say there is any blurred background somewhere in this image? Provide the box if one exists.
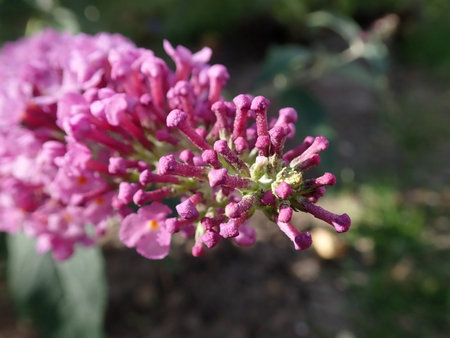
[0,0,449,337]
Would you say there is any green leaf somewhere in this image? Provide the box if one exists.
[331,63,382,89]
[7,233,107,338]
[254,45,312,87]
[306,11,360,43]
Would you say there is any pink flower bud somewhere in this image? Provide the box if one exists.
[232,94,252,140]
[213,140,249,174]
[234,136,248,154]
[133,187,173,206]
[278,205,293,223]
[305,186,326,203]
[283,136,314,163]
[208,168,227,187]
[104,94,128,126]
[192,244,205,257]
[108,157,141,175]
[179,149,194,164]
[275,182,292,199]
[201,150,221,169]
[269,125,288,156]
[118,182,139,204]
[164,219,178,234]
[261,190,276,206]
[291,153,321,171]
[173,81,195,122]
[208,168,251,188]
[315,172,336,186]
[141,57,167,109]
[176,199,199,220]
[277,221,312,250]
[163,40,194,81]
[195,127,207,139]
[211,101,233,137]
[219,221,240,238]
[251,96,270,137]
[201,215,227,231]
[158,154,205,178]
[193,155,205,166]
[255,135,271,156]
[294,232,313,250]
[277,107,298,124]
[139,169,179,185]
[108,157,128,175]
[220,212,249,238]
[225,195,257,219]
[167,109,211,150]
[297,135,329,164]
[302,201,351,233]
[164,217,191,234]
[207,64,229,102]
[201,230,221,248]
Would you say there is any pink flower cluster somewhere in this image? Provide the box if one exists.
[0,30,350,260]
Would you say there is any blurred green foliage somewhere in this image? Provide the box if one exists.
[7,234,107,338]
[344,185,450,338]
[1,0,450,72]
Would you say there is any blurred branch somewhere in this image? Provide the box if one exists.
[24,0,80,35]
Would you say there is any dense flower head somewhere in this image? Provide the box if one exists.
[0,29,351,260]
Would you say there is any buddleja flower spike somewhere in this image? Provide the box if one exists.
[0,30,350,260]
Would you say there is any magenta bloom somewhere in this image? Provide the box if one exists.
[0,29,351,260]
[119,202,172,259]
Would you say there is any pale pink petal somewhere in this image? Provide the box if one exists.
[192,47,212,65]
[136,229,171,260]
[138,202,172,221]
[119,213,147,247]
[162,40,176,58]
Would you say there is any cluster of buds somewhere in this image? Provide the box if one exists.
[0,30,350,260]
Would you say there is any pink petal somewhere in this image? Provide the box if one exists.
[192,47,212,65]
[136,229,171,260]
[119,213,147,247]
[138,202,172,221]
